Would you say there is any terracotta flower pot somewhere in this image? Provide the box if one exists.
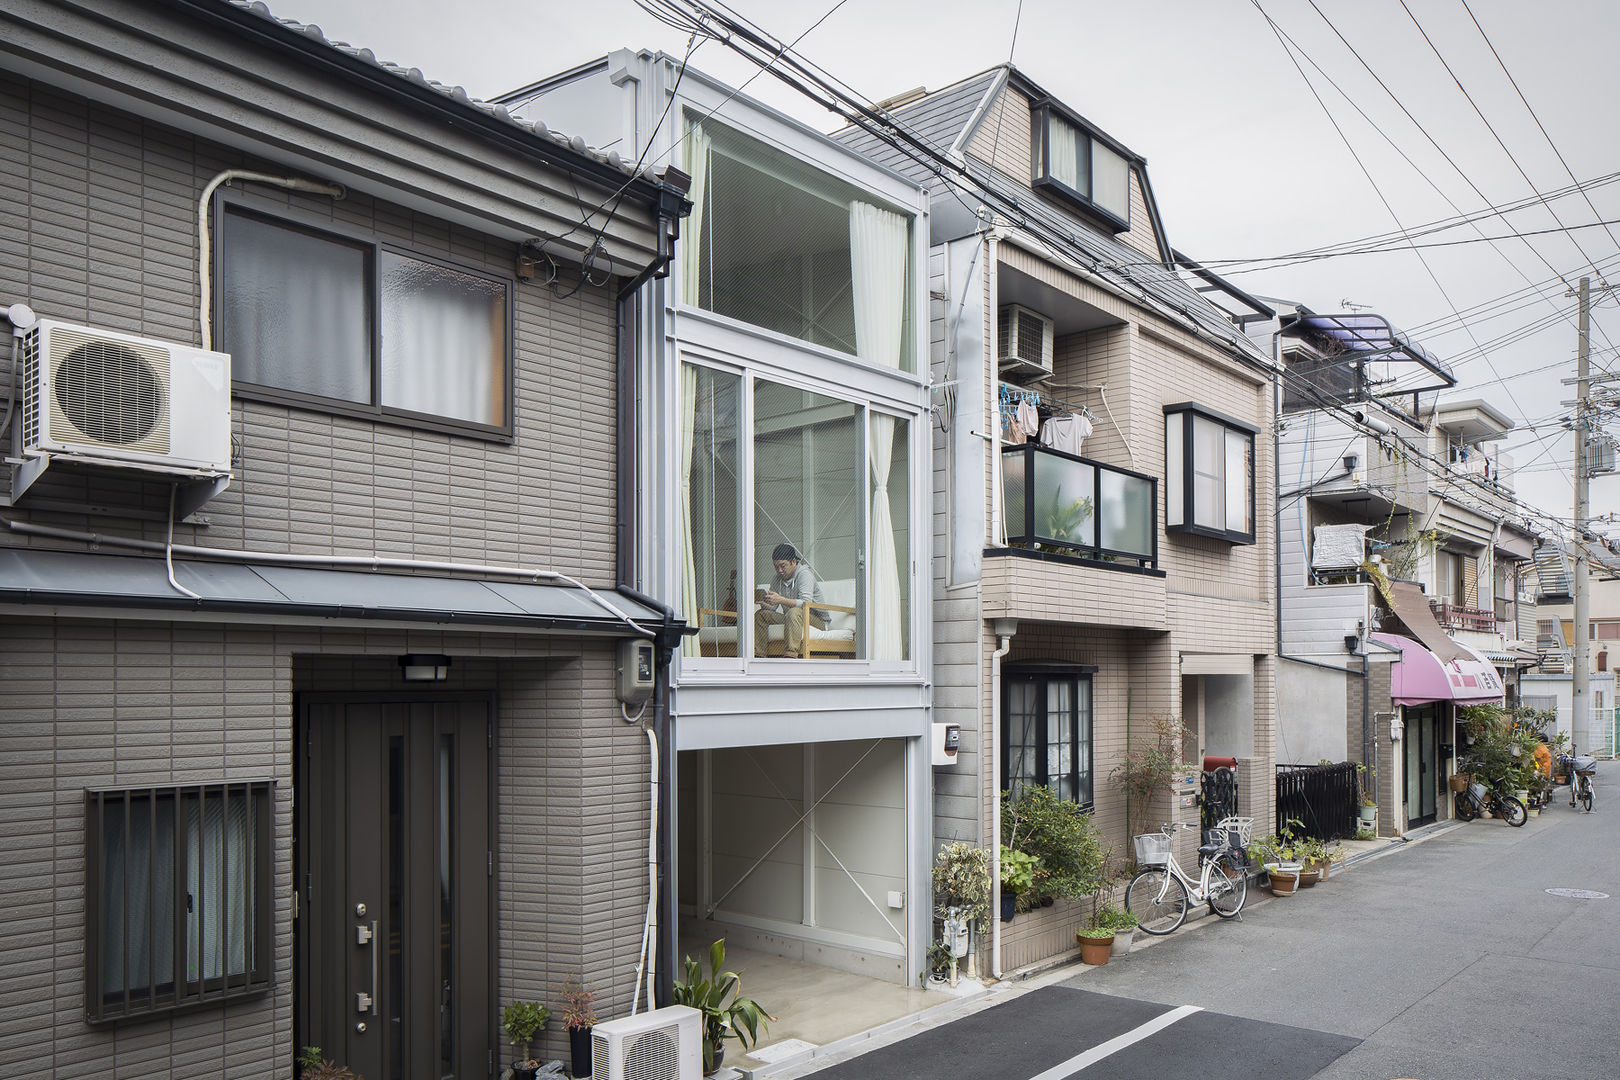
[1266,866,1299,895]
[1297,867,1321,888]
[1077,931,1114,965]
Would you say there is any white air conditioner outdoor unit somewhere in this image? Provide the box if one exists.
[20,319,231,474]
[592,1005,702,1080]
[998,303,1055,381]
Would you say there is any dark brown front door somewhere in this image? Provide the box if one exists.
[297,696,492,1080]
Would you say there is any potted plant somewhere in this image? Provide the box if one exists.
[998,845,1040,922]
[1102,904,1138,957]
[671,939,771,1076]
[557,975,597,1079]
[1000,786,1105,906]
[502,1000,551,1080]
[1251,819,1304,895]
[1108,716,1188,843]
[923,940,954,986]
[1076,921,1115,964]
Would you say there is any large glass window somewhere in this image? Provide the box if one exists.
[682,366,912,663]
[85,782,272,1023]
[1003,666,1094,806]
[1033,109,1131,228]
[1164,404,1256,544]
[221,206,509,432]
[683,116,915,372]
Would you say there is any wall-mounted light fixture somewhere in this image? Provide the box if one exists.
[399,653,452,682]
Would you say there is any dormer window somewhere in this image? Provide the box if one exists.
[1031,106,1130,230]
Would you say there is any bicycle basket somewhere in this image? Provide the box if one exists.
[1573,755,1598,775]
[1134,833,1172,866]
[1468,781,1489,801]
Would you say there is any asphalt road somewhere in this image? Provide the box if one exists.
[803,767,1618,1080]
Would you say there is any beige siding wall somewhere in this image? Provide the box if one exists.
[1,619,646,1077]
[0,70,619,585]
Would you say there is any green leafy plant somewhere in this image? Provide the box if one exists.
[999,845,1040,894]
[1104,905,1139,931]
[1109,716,1189,843]
[1250,817,1306,867]
[1354,825,1377,841]
[1040,489,1094,544]
[932,841,992,922]
[1001,785,1106,903]
[922,940,954,982]
[297,1048,360,1080]
[502,1000,551,1069]
[672,939,771,1074]
[557,975,597,1031]
[1075,924,1115,940]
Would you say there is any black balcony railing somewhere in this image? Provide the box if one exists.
[1002,444,1158,569]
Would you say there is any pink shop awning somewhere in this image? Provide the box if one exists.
[1370,633,1505,706]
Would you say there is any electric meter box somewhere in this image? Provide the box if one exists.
[931,723,961,766]
[617,639,656,706]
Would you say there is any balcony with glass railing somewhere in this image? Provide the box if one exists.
[1001,444,1157,569]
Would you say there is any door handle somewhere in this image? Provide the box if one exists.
[356,920,378,1016]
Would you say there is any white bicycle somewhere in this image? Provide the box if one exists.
[1125,821,1248,935]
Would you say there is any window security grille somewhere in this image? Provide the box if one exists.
[84,780,273,1023]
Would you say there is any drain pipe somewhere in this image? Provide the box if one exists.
[989,617,1017,979]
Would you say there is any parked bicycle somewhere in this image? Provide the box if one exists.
[1559,750,1597,813]
[1125,822,1247,935]
[1453,776,1527,826]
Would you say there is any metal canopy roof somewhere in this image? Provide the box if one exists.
[0,548,666,635]
[1282,311,1456,394]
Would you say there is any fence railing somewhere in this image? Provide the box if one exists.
[1275,761,1359,841]
[1201,767,1240,832]
[1429,598,1496,632]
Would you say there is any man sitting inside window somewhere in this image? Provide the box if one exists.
[754,543,830,657]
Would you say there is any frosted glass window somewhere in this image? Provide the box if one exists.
[1099,469,1153,557]
[381,252,505,426]
[1225,429,1252,536]
[1165,415,1183,527]
[222,210,370,404]
[1033,110,1131,229]
[1092,142,1130,221]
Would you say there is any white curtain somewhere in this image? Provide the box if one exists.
[680,364,700,657]
[682,124,712,309]
[1049,117,1082,190]
[850,201,908,660]
[186,793,252,980]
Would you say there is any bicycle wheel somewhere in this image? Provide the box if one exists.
[1207,857,1248,918]
[1125,868,1188,935]
[1579,781,1593,813]
[1498,796,1527,827]
[1454,792,1478,821]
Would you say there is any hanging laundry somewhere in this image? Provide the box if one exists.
[1040,412,1093,455]
[1015,398,1041,439]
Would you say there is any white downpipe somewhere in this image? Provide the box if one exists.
[5,518,652,637]
[628,714,657,1014]
[989,627,1013,979]
[198,170,343,351]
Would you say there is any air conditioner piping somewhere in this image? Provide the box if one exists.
[199,171,344,352]
[5,518,651,637]
[990,623,1014,979]
[1,303,36,446]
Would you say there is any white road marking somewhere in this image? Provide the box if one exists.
[1024,1004,1204,1080]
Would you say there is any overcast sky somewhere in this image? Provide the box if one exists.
[273,0,1620,537]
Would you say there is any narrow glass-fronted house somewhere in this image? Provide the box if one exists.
[503,52,935,987]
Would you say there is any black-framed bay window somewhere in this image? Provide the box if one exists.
[1164,403,1257,544]
[1003,664,1095,806]
[219,203,512,436]
[85,781,273,1023]
[1030,103,1131,231]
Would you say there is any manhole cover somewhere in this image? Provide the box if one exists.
[1545,888,1609,899]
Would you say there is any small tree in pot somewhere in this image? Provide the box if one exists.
[502,1000,551,1080]
[557,976,597,1079]
[672,939,771,1075]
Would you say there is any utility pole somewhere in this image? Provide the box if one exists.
[1573,276,1591,755]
